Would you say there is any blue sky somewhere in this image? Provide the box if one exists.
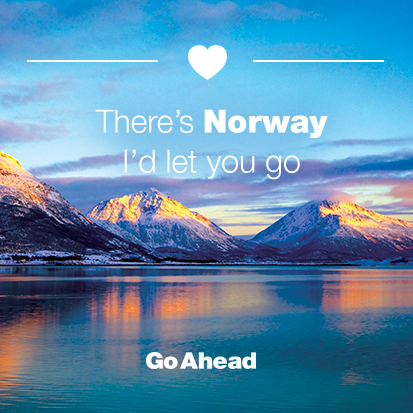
[1,0,412,235]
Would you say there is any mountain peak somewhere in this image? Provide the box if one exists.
[253,199,413,261]
[132,187,170,205]
[90,188,210,227]
[305,198,354,208]
[310,199,412,229]
[0,151,22,169]
[87,188,278,261]
[89,188,205,224]
[0,150,80,212]
[146,187,165,196]
[88,188,261,259]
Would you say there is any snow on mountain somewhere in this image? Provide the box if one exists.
[0,152,155,259]
[88,188,277,261]
[253,200,413,262]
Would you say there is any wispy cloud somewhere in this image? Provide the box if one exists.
[311,136,413,148]
[29,152,155,176]
[170,0,240,27]
[217,221,271,227]
[42,150,413,214]
[317,150,413,176]
[0,119,68,143]
[170,0,314,27]
[244,2,314,21]
[240,205,311,215]
[387,182,413,206]
[29,153,125,176]
[0,78,73,108]
[0,0,146,56]
[366,200,413,216]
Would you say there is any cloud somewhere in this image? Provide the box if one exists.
[387,182,413,200]
[219,221,271,227]
[318,151,413,176]
[0,78,73,108]
[0,0,145,33]
[311,136,413,148]
[209,150,413,184]
[44,174,257,212]
[170,0,240,26]
[29,151,156,176]
[170,0,314,27]
[365,200,413,215]
[42,150,413,215]
[244,2,313,21]
[0,119,68,143]
[0,0,146,56]
[30,152,125,176]
[45,0,107,17]
[241,205,304,215]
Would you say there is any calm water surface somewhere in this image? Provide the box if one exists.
[0,266,413,412]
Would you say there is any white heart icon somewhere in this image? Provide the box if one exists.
[188,45,227,80]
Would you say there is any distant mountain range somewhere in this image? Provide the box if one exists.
[1,151,412,264]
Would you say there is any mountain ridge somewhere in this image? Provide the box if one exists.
[1,151,412,264]
[87,188,279,261]
[253,199,413,262]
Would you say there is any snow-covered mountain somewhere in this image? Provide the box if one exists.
[253,200,413,262]
[0,152,154,259]
[88,188,277,261]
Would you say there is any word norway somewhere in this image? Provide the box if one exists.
[206,110,328,138]
[146,352,256,369]
[96,109,327,138]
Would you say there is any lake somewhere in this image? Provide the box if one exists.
[1,265,413,412]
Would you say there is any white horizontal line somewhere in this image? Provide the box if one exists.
[27,60,158,63]
[253,60,384,63]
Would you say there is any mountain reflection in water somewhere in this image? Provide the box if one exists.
[1,266,413,413]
